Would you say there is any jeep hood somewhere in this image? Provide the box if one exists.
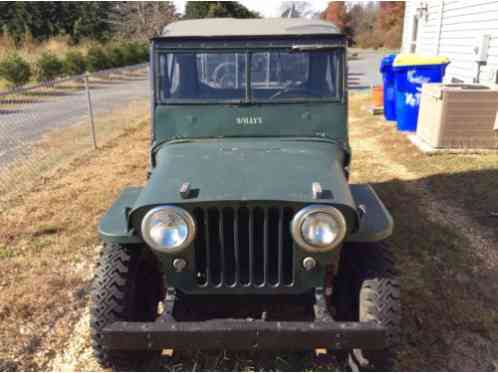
[130,138,358,228]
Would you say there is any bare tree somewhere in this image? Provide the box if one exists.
[279,2,318,19]
[108,2,177,40]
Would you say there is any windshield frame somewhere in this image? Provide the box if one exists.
[154,45,345,105]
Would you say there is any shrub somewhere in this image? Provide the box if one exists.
[354,31,384,49]
[121,42,148,65]
[63,50,86,76]
[35,52,64,82]
[108,45,126,68]
[135,42,149,63]
[86,45,110,72]
[384,23,403,50]
[0,53,31,87]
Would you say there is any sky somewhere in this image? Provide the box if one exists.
[173,1,330,18]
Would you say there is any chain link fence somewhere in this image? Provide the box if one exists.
[0,63,150,198]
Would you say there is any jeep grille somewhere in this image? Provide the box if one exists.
[192,206,295,288]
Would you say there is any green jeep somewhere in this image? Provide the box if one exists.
[90,18,400,371]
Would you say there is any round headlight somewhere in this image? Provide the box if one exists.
[291,205,347,252]
[141,206,196,253]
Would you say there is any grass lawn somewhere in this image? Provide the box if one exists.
[349,93,498,371]
[0,93,497,371]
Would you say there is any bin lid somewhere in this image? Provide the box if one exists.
[393,54,449,67]
[380,54,396,73]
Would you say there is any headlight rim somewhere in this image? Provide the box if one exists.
[141,205,196,254]
[291,205,347,253]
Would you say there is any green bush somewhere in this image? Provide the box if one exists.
[86,45,110,72]
[121,42,146,65]
[108,45,126,68]
[63,50,86,76]
[0,53,32,87]
[120,43,137,66]
[35,52,64,82]
[138,42,149,63]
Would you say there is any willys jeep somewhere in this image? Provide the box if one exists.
[90,18,400,371]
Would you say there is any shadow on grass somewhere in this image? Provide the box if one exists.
[23,90,83,98]
[374,171,498,371]
[412,169,498,242]
[0,359,17,371]
[89,76,147,85]
[348,85,372,91]
[0,98,43,105]
[0,109,23,115]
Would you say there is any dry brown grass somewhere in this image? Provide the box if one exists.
[0,96,149,203]
[0,119,150,370]
[0,35,90,62]
[1,93,497,371]
[349,92,498,371]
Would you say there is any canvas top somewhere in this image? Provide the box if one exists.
[161,18,341,38]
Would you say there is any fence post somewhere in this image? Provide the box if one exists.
[84,74,97,150]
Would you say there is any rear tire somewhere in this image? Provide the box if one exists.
[334,242,400,371]
[90,243,164,370]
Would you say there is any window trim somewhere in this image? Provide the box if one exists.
[155,48,344,105]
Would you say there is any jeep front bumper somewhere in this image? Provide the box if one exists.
[102,319,385,351]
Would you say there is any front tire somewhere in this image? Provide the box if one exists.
[334,242,400,371]
[90,243,164,370]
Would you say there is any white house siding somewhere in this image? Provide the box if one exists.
[402,1,498,86]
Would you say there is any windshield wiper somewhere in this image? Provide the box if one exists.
[269,81,298,100]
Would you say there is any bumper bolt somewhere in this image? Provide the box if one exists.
[303,257,317,271]
[173,258,187,272]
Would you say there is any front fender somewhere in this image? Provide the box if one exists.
[347,184,393,242]
[99,187,143,244]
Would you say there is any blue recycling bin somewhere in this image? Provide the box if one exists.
[393,55,449,132]
[380,54,397,121]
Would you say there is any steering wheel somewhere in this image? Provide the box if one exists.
[212,62,237,88]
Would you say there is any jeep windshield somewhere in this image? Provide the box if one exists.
[157,49,343,103]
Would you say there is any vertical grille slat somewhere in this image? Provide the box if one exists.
[233,208,240,285]
[263,208,269,286]
[238,207,250,285]
[249,207,254,285]
[218,207,225,286]
[278,207,284,286]
[253,208,265,285]
[282,207,295,286]
[203,209,211,286]
[222,207,236,286]
[194,205,295,289]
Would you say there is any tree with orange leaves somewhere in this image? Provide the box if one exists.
[376,1,405,49]
[320,2,352,41]
[320,1,405,49]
